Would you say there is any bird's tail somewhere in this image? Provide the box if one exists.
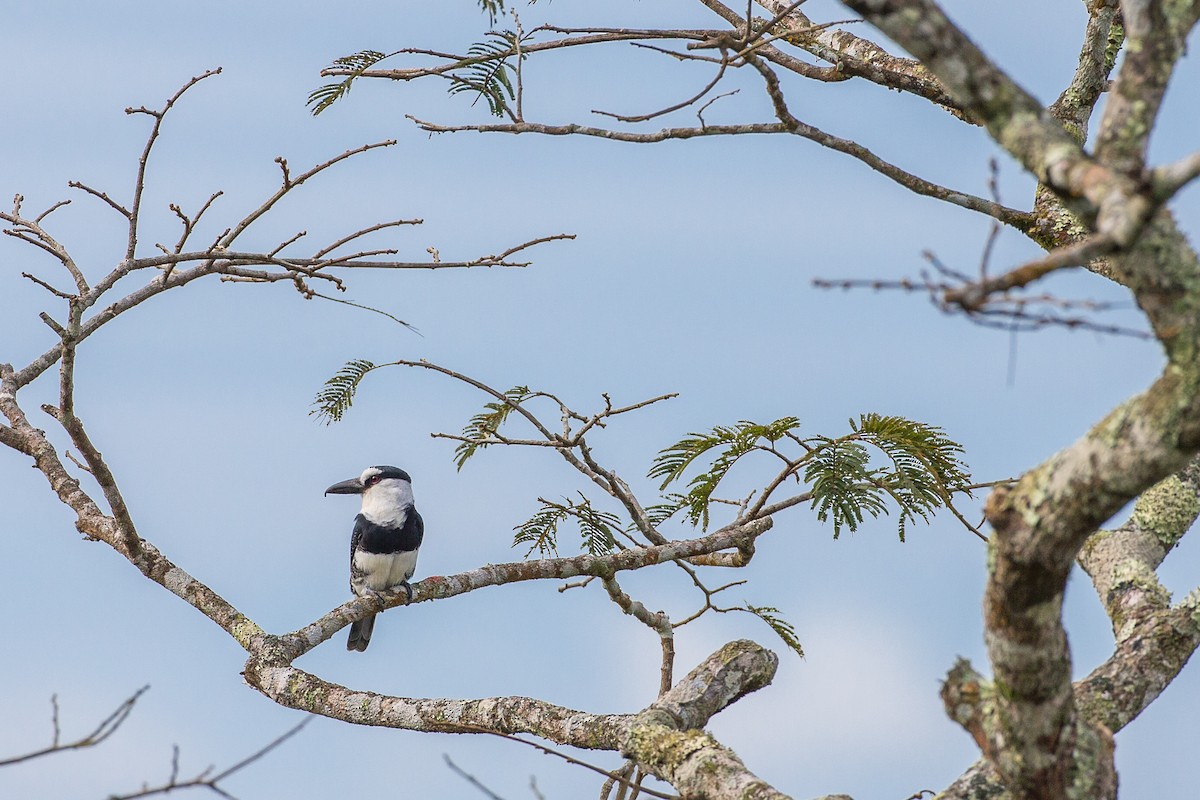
[347,613,376,652]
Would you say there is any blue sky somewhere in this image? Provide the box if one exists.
[2,1,1198,798]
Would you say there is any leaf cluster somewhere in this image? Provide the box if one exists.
[513,494,621,558]
[307,50,392,116]
[310,359,377,424]
[807,414,970,540]
[447,31,522,118]
[741,604,805,659]
[649,418,801,529]
[454,386,535,469]
[650,413,970,539]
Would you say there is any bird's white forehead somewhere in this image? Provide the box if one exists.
[360,466,383,483]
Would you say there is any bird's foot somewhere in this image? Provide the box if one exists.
[398,581,414,604]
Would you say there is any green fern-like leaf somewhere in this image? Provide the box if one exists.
[852,414,971,542]
[804,439,885,538]
[307,50,391,116]
[454,386,534,470]
[447,32,520,117]
[650,417,801,529]
[742,604,805,659]
[573,496,621,556]
[513,495,620,558]
[642,494,688,528]
[513,502,567,558]
[310,359,377,424]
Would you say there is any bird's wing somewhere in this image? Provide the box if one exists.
[349,514,368,592]
[407,508,425,549]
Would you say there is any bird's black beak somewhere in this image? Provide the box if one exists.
[325,477,364,496]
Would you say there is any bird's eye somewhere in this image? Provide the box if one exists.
[365,475,381,486]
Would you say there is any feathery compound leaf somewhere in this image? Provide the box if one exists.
[513,502,567,558]
[742,605,805,659]
[650,417,801,529]
[310,359,377,425]
[307,50,391,116]
[574,497,621,557]
[642,494,689,528]
[804,439,885,538]
[852,414,971,542]
[513,495,620,558]
[447,31,521,117]
[650,417,800,488]
[803,415,970,540]
[454,386,534,470]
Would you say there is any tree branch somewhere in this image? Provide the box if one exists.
[407,116,1031,228]
[124,69,222,261]
[1094,0,1200,175]
[0,686,148,768]
[841,0,1151,247]
[106,719,310,800]
[279,518,772,660]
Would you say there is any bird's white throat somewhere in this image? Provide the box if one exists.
[360,478,415,526]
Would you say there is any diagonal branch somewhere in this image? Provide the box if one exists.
[106,719,310,800]
[1046,0,1121,137]
[407,116,1031,229]
[216,140,398,250]
[279,518,772,660]
[840,0,1151,247]
[751,0,965,115]
[1094,0,1200,175]
[0,686,148,768]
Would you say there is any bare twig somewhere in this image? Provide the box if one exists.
[21,272,74,299]
[445,754,509,800]
[941,235,1118,311]
[169,191,224,255]
[216,139,397,251]
[311,218,423,259]
[125,69,223,261]
[593,59,729,124]
[0,686,149,767]
[68,181,132,218]
[457,726,680,800]
[106,718,310,800]
[405,116,1030,228]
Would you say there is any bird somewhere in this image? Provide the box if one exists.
[325,465,424,652]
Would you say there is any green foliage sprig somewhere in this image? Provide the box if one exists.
[308,50,392,116]
[651,413,970,539]
[741,604,805,659]
[641,493,689,528]
[847,413,971,541]
[447,31,522,118]
[310,359,377,424]
[454,386,534,470]
[648,418,801,529]
[514,494,621,558]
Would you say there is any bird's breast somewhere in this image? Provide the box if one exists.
[353,549,419,592]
